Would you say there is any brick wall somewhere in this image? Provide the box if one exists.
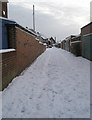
[15,26,46,75]
[81,22,92,35]
[81,22,92,61]
[1,51,16,90]
[7,25,16,49]
[1,26,46,90]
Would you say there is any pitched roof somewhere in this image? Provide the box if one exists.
[81,22,92,29]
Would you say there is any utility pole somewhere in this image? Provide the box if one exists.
[33,5,35,31]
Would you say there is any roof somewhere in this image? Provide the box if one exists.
[0,17,16,23]
[81,22,92,29]
[65,35,76,41]
[36,32,47,39]
[0,17,38,37]
[16,24,37,37]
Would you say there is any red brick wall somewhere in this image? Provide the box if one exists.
[15,27,46,75]
[1,27,46,90]
[1,51,16,90]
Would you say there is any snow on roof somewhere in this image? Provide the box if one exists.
[81,22,92,29]
[27,29,38,36]
[75,34,81,37]
[0,17,16,23]
[39,41,44,45]
[35,38,40,41]
[0,49,16,53]
[37,32,47,39]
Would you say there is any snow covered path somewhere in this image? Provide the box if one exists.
[2,47,90,118]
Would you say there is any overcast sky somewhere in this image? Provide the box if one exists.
[8,0,91,41]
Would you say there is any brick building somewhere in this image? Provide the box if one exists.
[81,22,92,61]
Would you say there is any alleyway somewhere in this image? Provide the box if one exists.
[2,47,90,118]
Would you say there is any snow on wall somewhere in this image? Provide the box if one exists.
[0,49,15,53]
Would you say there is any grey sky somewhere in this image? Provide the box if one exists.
[8,0,91,41]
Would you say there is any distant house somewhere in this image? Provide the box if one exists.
[47,37,56,47]
[36,32,48,45]
[50,37,56,45]
[64,35,76,52]
[55,42,61,48]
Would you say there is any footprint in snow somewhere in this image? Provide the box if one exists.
[21,107,25,113]
[29,97,32,99]
[43,88,46,91]
[52,91,58,94]
[11,102,14,105]
[64,97,72,103]
[38,94,42,99]
[68,100,72,102]
[73,88,76,91]
[36,104,41,110]
[67,109,71,111]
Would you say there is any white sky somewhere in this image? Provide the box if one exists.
[8,0,91,41]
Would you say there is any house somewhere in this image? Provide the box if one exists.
[47,37,56,47]
[36,32,48,45]
[63,35,76,52]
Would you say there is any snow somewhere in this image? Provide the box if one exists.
[0,17,16,23]
[43,43,47,46]
[2,47,90,118]
[35,38,40,41]
[39,41,43,44]
[0,49,16,54]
